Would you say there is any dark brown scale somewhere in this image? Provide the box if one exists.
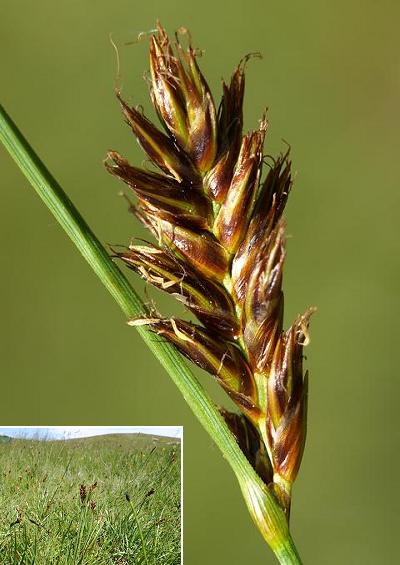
[118,245,239,338]
[106,151,211,230]
[149,319,257,405]
[220,410,272,485]
[158,221,230,282]
[117,95,199,183]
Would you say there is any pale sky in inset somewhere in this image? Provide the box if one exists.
[0,426,182,440]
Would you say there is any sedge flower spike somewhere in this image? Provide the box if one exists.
[106,23,314,518]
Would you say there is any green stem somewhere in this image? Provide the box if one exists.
[0,104,302,565]
[275,541,303,565]
[127,499,150,565]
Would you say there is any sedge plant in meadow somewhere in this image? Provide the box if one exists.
[0,435,180,563]
[0,22,313,565]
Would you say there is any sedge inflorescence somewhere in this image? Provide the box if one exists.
[106,23,314,515]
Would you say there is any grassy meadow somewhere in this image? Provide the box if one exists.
[0,434,181,564]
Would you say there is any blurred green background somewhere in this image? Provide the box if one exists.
[1,1,399,563]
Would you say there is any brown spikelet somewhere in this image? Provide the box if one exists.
[106,23,314,517]
[79,484,87,503]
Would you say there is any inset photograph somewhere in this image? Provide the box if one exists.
[0,426,182,564]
